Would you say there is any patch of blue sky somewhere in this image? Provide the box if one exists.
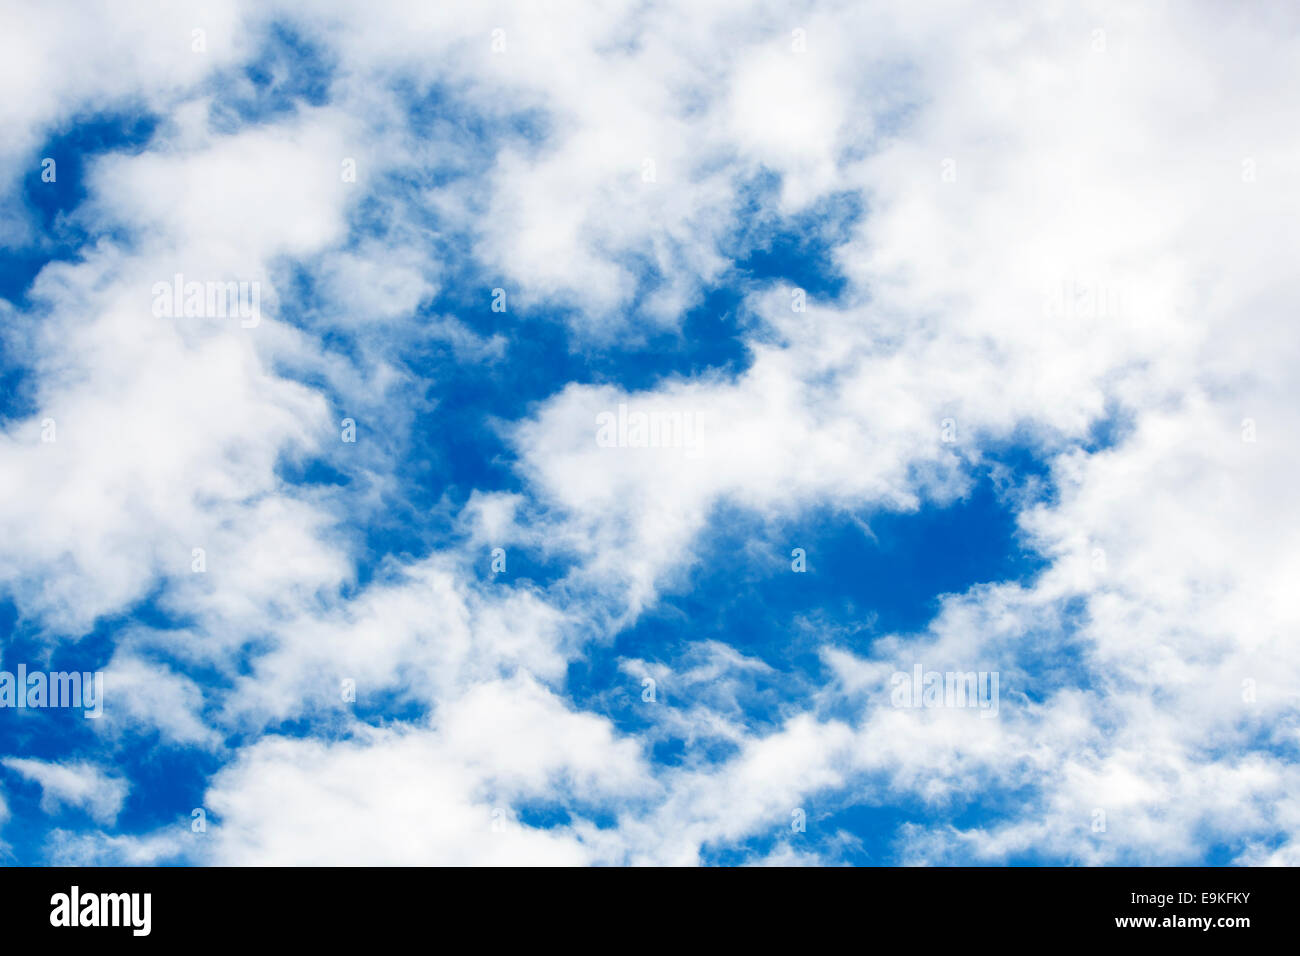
[0,590,407,863]
[743,782,1070,865]
[1000,598,1095,711]
[398,79,554,158]
[206,23,336,132]
[11,110,158,261]
[0,736,215,865]
[726,176,863,303]
[0,109,158,426]
[1191,722,1300,768]
[1201,838,1275,867]
[564,449,1055,778]
[701,800,920,865]
[1081,399,1136,453]
[265,690,429,745]
[0,592,211,863]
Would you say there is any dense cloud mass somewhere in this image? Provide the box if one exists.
[0,0,1297,865]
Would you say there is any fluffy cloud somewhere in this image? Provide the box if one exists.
[1,0,1297,866]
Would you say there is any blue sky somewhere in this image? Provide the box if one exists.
[0,2,1297,866]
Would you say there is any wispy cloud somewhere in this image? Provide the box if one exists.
[1,0,1297,866]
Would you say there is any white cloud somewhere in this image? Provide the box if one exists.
[2,758,129,825]
[199,675,653,865]
[1,0,1298,866]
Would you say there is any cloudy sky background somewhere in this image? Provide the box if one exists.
[0,0,1297,865]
